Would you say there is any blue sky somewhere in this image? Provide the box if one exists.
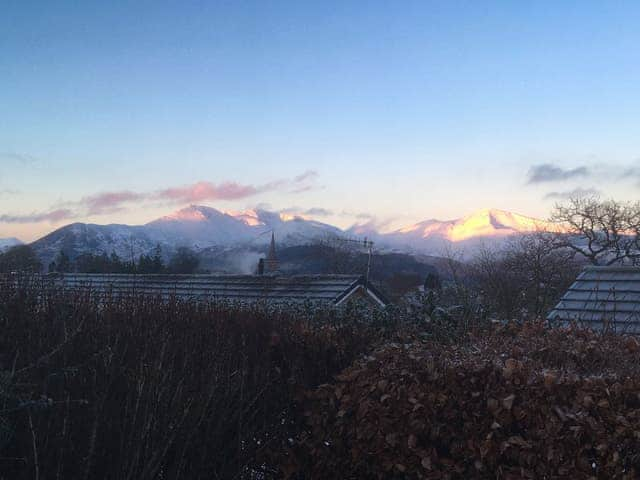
[1,1,640,240]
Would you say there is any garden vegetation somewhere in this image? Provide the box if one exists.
[1,268,640,479]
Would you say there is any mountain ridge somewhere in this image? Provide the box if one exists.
[26,205,554,267]
[391,208,554,242]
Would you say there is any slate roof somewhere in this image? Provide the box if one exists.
[547,266,640,333]
[49,273,390,307]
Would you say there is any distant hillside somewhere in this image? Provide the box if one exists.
[30,223,157,269]
[0,237,23,251]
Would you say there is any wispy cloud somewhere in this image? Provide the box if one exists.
[348,216,393,233]
[280,206,333,217]
[0,171,320,225]
[288,170,320,193]
[0,209,76,224]
[80,191,146,215]
[544,187,600,200]
[353,212,376,220]
[289,184,316,194]
[0,152,38,164]
[527,163,590,184]
[154,171,317,204]
[277,206,378,221]
[339,210,376,221]
[304,207,332,216]
[294,170,319,183]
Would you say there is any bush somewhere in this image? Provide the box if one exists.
[279,322,640,479]
[5,276,638,479]
[0,277,380,479]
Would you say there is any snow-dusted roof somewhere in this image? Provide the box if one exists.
[548,266,640,333]
[50,273,390,307]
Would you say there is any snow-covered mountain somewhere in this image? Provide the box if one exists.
[146,205,342,248]
[380,208,556,253]
[30,205,343,266]
[31,222,157,267]
[0,237,23,251]
[29,206,554,266]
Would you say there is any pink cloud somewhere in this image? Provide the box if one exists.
[1,171,320,226]
[0,209,76,224]
[81,191,146,215]
[156,181,261,203]
[155,171,318,204]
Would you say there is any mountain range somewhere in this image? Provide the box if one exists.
[379,208,555,253]
[23,205,554,269]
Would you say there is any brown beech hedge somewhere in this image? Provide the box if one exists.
[278,322,640,479]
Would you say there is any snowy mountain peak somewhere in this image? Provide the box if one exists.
[223,209,265,227]
[392,208,553,243]
[155,205,314,228]
[154,205,226,223]
[449,209,546,241]
[142,205,342,249]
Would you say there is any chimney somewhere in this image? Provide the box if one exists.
[257,258,265,275]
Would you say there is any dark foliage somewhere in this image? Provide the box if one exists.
[167,247,200,274]
[74,251,136,273]
[3,273,636,479]
[386,272,424,301]
[48,250,72,273]
[0,245,41,274]
[49,244,169,274]
[280,322,640,479]
[0,278,379,479]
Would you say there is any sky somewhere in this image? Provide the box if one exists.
[1,1,640,242]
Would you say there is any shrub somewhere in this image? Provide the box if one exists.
[279,322,640,479]
[0,277,379,479]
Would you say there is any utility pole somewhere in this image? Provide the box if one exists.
[333,236,374,291]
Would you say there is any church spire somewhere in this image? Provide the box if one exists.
[267,232,276,260]
[265,231,279,272]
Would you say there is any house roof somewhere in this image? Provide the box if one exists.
[50,273,390,307]
[547,266,640,332]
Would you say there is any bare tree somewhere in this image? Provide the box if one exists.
[469,244,523,319]
[502,232,579,317]
[468,233,579,320]
[551,196,640,265]
[439,244,466,291]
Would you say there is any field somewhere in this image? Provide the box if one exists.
[1,278,640,479]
